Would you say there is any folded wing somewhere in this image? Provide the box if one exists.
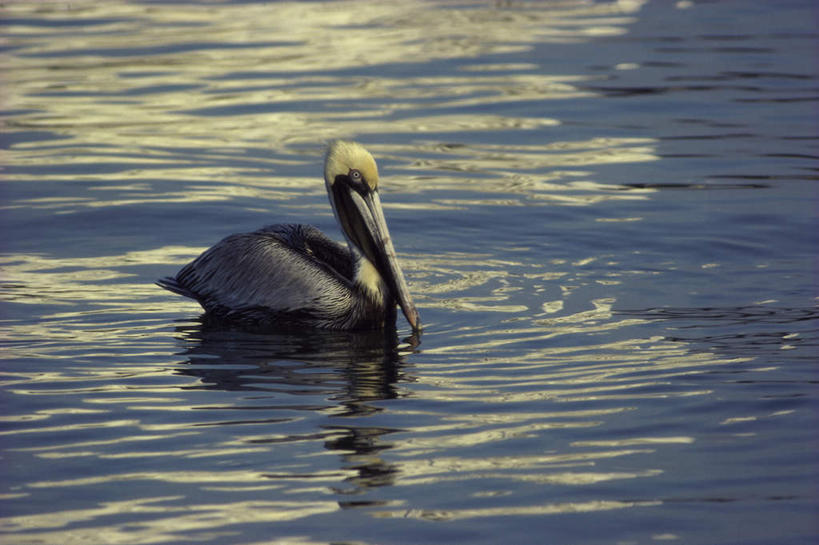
[157,224,354,325]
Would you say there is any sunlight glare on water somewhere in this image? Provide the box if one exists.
[1,1,817,544]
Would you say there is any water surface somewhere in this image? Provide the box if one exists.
[1,1,818,544]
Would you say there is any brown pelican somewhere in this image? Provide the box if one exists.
[157,140,421,331]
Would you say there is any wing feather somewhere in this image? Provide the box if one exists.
[161,224,355,325]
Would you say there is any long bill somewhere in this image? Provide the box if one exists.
[333,185,421,331]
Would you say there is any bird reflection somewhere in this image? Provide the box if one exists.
[172,320,419,495]
[327,426,401,500]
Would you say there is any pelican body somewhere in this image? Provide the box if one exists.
[158,141,420,331]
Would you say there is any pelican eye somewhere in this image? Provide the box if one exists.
[347,168,370,194]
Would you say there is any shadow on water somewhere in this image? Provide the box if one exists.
[170,319,420,496]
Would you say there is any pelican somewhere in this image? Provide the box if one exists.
[157,140,420,331]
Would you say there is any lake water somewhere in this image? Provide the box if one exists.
[1,1,817,544]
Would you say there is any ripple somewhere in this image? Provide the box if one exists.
[2,0,817,544]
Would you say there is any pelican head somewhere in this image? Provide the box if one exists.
[324,140,420,331]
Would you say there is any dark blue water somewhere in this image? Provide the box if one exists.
[1,1,817,544]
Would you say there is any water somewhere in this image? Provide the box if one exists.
[1,1,817,543]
